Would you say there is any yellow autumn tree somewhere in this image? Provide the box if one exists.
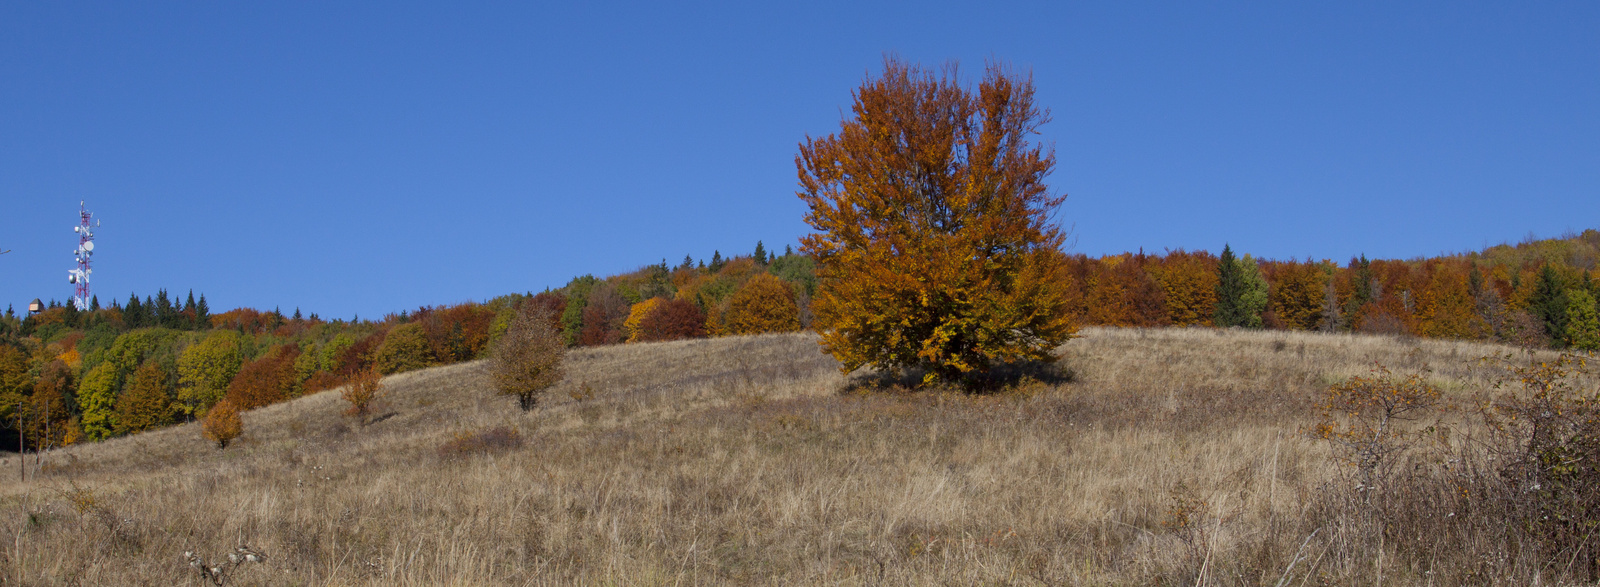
[796,58,1074,385]
[624,297,666,342]
[724,273,800,335]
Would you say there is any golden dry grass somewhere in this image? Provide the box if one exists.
[0,328,1567,585]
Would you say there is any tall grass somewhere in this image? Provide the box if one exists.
[0,328,1582,584]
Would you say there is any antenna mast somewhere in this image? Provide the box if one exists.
[68,201,100,310]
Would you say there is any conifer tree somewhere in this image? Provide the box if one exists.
[89,295,99,311]
[754,241,768,265]
[125,294,144,328]
[710,251,725,272]
[1528,264,1570,345]
[1213,244,1245,327]
[196,294,210,327]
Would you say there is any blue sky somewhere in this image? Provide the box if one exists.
[2,2,1596,319]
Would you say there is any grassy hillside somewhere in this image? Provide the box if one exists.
[0,328,1578,584]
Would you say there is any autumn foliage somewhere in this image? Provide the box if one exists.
[724,274,800,335]
[224,345,302,410]
[201,399,242,449]
[490,302,566,411]
[633,299,707,342]
[797,59,1075,384]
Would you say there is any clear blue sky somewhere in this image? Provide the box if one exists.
[3,2,1596,320]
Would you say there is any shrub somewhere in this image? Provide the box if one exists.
[201,400,242,449]
[635,299,707,342]
[373,322,434,374]
[341,367,386,425]
[115,363,177,436]
[1309,364,1442,492]
[490,303,565,410]
[725,273,801,335]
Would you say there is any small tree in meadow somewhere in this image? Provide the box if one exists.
[342,367,386,426]
[202,400,242,449]
[490,302,566,410]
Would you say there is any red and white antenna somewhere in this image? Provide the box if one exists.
[68,201,100,310]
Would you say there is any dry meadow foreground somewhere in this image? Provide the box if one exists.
[0,328,1585,585]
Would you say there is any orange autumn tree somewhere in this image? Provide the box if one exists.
[796,58,1074,385]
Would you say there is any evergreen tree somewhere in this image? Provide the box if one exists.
[196,294,210,327]
[680,254,694,270]
[89,295,100,312]
[143,295,156,326]
[710,250,725,272]
[293,307,303,321]
[754,241,768,265]
[125,294,144,328]
[1528,264,1570,345]
[785,244,793,257]
[1214,244,1244,327]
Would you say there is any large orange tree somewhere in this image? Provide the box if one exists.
[796,58,1074,385]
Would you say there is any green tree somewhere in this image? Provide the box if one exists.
[176,330,244,417]
[1528,264,1571,345]
[1565,289,1600,351]
[1213,244,1245,327]
[1236,255,1269,329]
[373,323,433,375]
[77,362,122,440]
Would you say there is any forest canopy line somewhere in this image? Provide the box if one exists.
[2,230,1599,453]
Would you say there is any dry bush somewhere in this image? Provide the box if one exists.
[1310,363,1443,491]
[341,367,386,425]
[201,400,241,449]
[436,426,523,458]
[490,302,565,410]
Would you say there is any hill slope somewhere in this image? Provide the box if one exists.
[0,329,1554,584]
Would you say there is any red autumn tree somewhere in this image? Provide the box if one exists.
[635,298,708,342]
[224,344,302,410]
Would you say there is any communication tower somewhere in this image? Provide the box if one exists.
[68,201,100,310]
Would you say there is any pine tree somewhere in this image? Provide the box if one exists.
[125,294,144,328]
[1528,264,1570,345]
[89,295,100,311]
[710,251,725,272]
[1214,244,1244,327]
[680,254,694,270]
[156,289,176,328]
[184,290,197,329]
[195,294,210,327]
[754,241,768,265]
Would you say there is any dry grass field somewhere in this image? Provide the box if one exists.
[0,327,1586,585]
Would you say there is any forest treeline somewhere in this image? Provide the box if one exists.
[2,231,1598,453]
[0,243,816,452]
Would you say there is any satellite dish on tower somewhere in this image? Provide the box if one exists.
[83,241,93,252]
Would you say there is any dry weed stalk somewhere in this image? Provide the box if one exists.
[184,546,267,586]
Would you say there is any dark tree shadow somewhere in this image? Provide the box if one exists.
[839,358,1076,395]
